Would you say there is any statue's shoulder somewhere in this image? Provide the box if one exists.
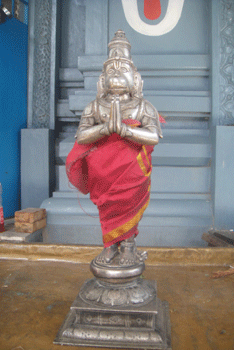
[82,100,97,116]
[142,99,157,118]
[140,98,163,137]
[141,98,158,119]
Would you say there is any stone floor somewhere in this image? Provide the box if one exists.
[0,245,234,350]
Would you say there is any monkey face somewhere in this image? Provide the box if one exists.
[104,60,134,95]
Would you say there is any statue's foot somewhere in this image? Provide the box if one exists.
[137,249,148,262]
[119,241,139,267]
[95,244,118,265]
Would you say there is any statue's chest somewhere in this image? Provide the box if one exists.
[98,104,140,123]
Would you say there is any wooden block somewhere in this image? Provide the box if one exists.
[202,232,233,247]
[15,208,46,224]
[15,218,47,233]
[213,231,234,245]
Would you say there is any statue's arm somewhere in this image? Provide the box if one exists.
[124,122,158,145]
[123,101,163,146]
[76,102,109,144]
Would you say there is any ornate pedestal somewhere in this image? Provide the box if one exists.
[54,257,171,349]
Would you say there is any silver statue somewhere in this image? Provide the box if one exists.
[71,30,162,268]
[76,33,162,146]
[57,30,171,350]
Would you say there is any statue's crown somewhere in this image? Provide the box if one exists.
[108,30,131,60]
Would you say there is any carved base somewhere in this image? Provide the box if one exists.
[79,277,156,307]
[54,279,172,349]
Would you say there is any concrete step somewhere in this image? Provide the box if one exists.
[42,223,210,247]
[41,191,212,247]
[41,193,212,224]
[0,219,43,243]
[56,131,211,167]
[69,90,210,115]
[56,164,211,193]
[52,191,210,200]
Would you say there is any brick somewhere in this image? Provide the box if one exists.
[15,218,47,233]
[15,208,46,224]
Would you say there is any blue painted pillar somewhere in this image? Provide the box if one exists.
[0,18,28,217]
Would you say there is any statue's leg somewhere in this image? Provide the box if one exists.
[119,236,137,266]
[119,236,148,266]
[95,243,118,264]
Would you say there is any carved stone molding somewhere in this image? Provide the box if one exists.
[28,0,57,129]
[220,0,234,125]
[32,0,52,128]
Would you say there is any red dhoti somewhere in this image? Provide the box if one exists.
[66,133,154,247]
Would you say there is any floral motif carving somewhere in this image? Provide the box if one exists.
[79,278,155,307]
[220,0,234,125]
[32,0,52,128]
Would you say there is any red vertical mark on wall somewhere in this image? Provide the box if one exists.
[144,0,161,20]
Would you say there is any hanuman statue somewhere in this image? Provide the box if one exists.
[66,30,162,267]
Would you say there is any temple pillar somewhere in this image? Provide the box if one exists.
[211,0,234,229]
[21,0,58,209]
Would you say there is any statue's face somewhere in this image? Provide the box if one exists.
[104,60,134,95]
